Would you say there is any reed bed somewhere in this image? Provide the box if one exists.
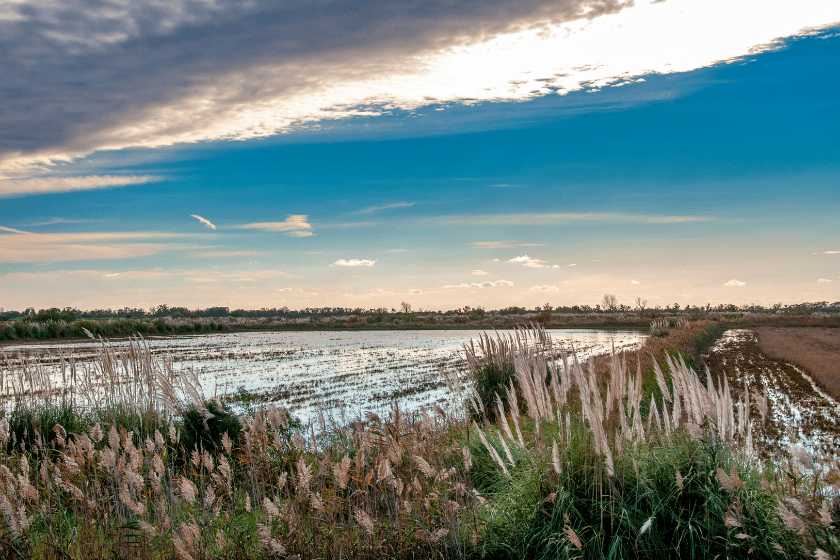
[0,326,837,559]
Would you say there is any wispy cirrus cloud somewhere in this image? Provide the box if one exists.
[191,215,216,229]
[447,212,714,227]
[817,278,832,283]
[724,279,746,286]
[356,202,415,214]
[444,280,513,288]
[530,285,559,291]
[471,241,544,249]
[0,229,205,263]
[472,270,489,275]
[0,175,162,197]
[191,250,262,258]
[332,259,376,267]
[240,215,312,236]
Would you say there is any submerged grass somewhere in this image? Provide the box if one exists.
[0,326,836,559]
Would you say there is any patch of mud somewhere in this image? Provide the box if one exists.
[703,329,840,459]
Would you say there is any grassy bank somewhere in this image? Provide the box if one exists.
[0,326,837,559]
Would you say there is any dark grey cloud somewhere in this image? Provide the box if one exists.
[0,0,631,174]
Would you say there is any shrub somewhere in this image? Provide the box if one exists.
[179,399,243,458]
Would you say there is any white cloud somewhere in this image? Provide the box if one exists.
[818,278,832,283]
[278,287,293,292]
[565,263,577,267]
[408,288,422,294]
[530,285,559,291]
[631,280,640,284]
[724,279,746,286]
[356,202,415,214]
[473,241,516,249]
[240,215,312,234]
[333,259,376,267]
[0,175,162,197]
[191,214,216,229]
[508,255,547,268]
[287,230,314,237]
[444,280,513,288]
[825,251,840,254]
[472,269,489,275]
[552,265,560,268]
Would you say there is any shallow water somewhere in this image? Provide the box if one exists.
[2,329,647,423]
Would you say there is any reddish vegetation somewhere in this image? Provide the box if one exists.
[753,327,840,400]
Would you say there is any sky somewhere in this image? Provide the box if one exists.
[1,0,839,312]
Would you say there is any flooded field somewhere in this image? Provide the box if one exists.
[1,328,647,423]
[703,329,840,459]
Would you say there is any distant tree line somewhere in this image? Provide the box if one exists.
[2,299,840,324]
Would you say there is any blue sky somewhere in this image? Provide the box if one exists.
[1,0,838,311]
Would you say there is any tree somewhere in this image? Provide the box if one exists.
[635,297,647,316]
[601,294,618,312]
[400,301,412,313]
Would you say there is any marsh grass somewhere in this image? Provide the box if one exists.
[0,326,836,559]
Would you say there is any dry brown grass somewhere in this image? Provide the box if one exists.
[753,327,840,400]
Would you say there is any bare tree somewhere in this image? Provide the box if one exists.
[400,301,412,313]
[635,297,648,316]
[601,294,618,312]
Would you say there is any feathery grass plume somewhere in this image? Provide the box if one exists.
[495,430,515,466]
[334,455,351,489]
[354,508,375,536]
[263,497,280,519]
[653,358,673,404]
[172,534,195,560]
[818,501,832,527]
[639,516,654,536]
[296,457,312,490]
[675,470,684,491]
[552,439,562,475]
[476,427,509,477]
[0,417,9,447]
[506,382,525,447]
[724,509,742,528]
[414,455,436,478]
[462,445,473,471]
[179,476,198,503]
[257,523,286,555]
[496,393,515,444]
[564,525,583,550]
[245,493,251,513]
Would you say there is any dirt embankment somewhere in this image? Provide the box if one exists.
[753,327,840,401]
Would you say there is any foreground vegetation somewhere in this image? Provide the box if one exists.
[0,325,837,558]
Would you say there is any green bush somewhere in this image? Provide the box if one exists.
[471,363,517,421]
[179,399,243,459]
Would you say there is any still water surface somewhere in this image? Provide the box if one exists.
[4,329,647,423]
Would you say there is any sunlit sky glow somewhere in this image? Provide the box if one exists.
[1,0,838,310]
